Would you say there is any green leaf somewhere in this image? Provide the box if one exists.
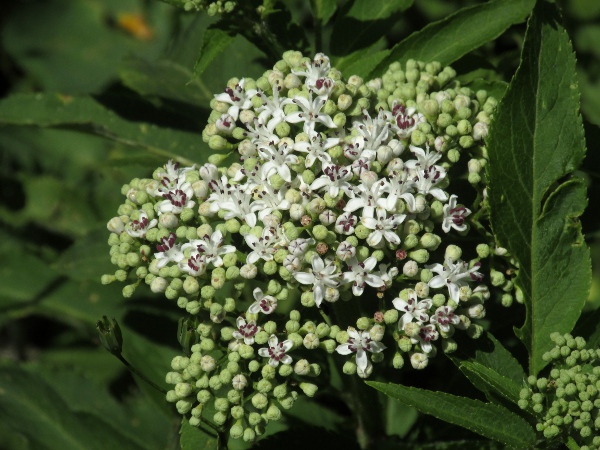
[370,0,535,77]
[0,93,208,166]
[367,382,536,448]
[330,0,413,57]
[120,56,212,107]
[459,361,523,405]
[0,366,147,450]
[310,0,337,25]
[487,1,591,375]
[194,27,235,79]
[345,0,413,21]
[0,239,59,310]
[53,227,122,282]
[3,0,172,93]
[453,333,526,389]
[180,418,219,450]
[335,45,390,79]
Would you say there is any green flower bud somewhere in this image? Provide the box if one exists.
[238,344,254,359]
[398,336,413,352]
[490,269,505,286]
[299,383,318,397]
[279,364,293,377]
[252,393,268,410]
[321,339,337,354]
[383,309,398,324]
[96,316,123,355]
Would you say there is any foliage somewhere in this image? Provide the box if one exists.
[0,0,599,449]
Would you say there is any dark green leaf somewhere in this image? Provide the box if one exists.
[330,0,413,57]
[0,366,147,450]
[180,418,219,450]
[36,280,126,325]
[252,426,359,450]
[371,0,535,77]
[3,0,171,93]
[194,27,235,79]
[487,2,590,375]
[310,0,337,25]
[459,361,522,405]
[367,382,536,448]
[0,241,58,310]
[346,0,413,21]
[120,56,212,107]
[54,228,122,282]
[335,45,390,79]
[0,93,208,166]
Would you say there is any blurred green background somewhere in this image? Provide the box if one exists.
[0,0,599,448]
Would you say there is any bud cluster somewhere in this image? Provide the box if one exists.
[104,51,497,438]
[183,0,236,15]
[518,333,600,449]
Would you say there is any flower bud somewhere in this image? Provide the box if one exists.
[299,383,318,397]
[303,333,320,349]
[294,359,310,376]
[410,352,429,370]
[96,316,123,355]
[403,260,419,277]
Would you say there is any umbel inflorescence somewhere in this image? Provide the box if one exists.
[104,51,497,441]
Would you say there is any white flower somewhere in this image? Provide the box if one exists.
[336,241,356,261]
[391,103,425,139]
[334,211,358,235]
[310,164,353,198]
[342,257,384,296]
[258,143,298,182]
[293,254,342,307]
[413,166,448,201]
[258,334,293,367]
[288,238,315,256]
[360,208,404,247]
[213,78,257,121]
[247,287,278,314]
[293,131,337,168]
[157,182,195,215]
[381,169,416,212]
[427,258,484,302]
[255,81,291,130]
[286,91,336,133]
[405,145,443,171]
[232,316,261,344]
[430,305,460,333]
[179,254,207,277]
[375,263,399,290]
[335,327,386,376]
[392,289,433,328]
[292,53,332,91]
[181,230,236,268]
[442,195,471,233]
[154,233,184,268]
[244,227,279,265]
[126,210,157,238]
[411,324,439,353]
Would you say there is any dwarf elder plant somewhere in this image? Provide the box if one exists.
[0,0,598,449]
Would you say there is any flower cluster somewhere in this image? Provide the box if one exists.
[519,333,600,449]
[183,0,236,15]
[104,51,497,439]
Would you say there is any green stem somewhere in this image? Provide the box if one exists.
[115,354,168,395]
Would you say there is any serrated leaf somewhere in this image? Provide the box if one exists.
[487,2,591,375]
[0,93,208,166]
[180,418,219,450]
[310,0,337,25]
[459,361,523,405]
[367,382,536,448]
[453,333,526,388]
[194,27,235,79]
[370,0,534,77]
[0,366,147,450]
